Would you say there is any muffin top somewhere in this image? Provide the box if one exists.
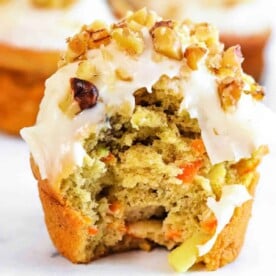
[0,0,115,50]
[21,8,273,185]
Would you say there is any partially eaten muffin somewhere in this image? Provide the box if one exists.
[21,8,270,272]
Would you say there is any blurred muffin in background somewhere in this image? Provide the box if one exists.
[108,0,271,81]
[0,0,114,135]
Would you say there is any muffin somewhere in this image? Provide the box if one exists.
[21,8,272,272]
[108,0,271,81]
[0,0,114,135]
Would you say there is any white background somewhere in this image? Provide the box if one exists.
[1,1,276,275]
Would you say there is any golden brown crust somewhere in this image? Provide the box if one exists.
[0,69,44,135]
[34,148,259,270]
[39,183,157,263]
[108,0,271,81]
[39,185,91,263]
[34,158,155,263]
[0,44,60,135]
[200,173,258,270]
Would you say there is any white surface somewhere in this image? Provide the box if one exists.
[1,3,276,276]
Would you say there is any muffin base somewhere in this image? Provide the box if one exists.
[34,156,258,271]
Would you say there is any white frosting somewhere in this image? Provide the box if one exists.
[0,0,115,50]
[21,63,107,181]
[161,0,272,35]
[197,184,251,256]
[181,65,274,164]
[21,26,274,184]
[21,33,181,182]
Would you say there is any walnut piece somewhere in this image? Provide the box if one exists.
[184,45,207,70]
[126,7,157,30]
[87,28,111,50]
[115,68,133,81]
[221,45,243,70]
[218,77,243,111]
[61,25,111,65]
[112,27,144,56]
[76,61,98,82]
[65,31,90,63]
[193,23,219,48]
[150,20,182,60]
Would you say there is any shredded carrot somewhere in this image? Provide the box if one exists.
[166,229,182,240]
[191,139,206,155]
[233,158,260,175]
[101,152,116,163]
[177,160,202,183]
[201,217,217,234]
[118,224,127,233]
[87,227,98,236]
[109,201,121,213]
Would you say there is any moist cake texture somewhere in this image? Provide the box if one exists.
[21,8,271,272]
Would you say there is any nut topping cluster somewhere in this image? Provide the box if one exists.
[59,8,264,116]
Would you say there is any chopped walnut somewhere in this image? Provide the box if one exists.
[111,27,144,56]
[184,45,207,70]
[64,31,89,64]
[76,61,98,82]
[206,45,224,72]
[58,93,80,118]
[87,28,111,50]
[70,78,99,111]
[126,8,158,30]
[150,20,182,60]
[115,68,133,81]
[192,23,219,48]
[218,77,243,111]
[244,81,265,101]
[61,25,111,66]
[85,20,108,32]
[221,45,244,70]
